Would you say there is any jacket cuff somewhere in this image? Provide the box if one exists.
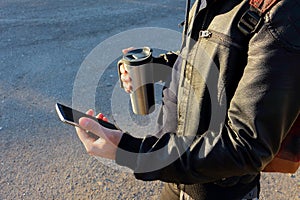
[115,132,143,170]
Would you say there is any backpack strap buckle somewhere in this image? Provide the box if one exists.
[238,0,280,36]
[238,7,262,36]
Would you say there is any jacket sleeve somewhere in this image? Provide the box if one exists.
[115,1,300,184]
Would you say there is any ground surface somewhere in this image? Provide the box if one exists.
[0,0,299,199]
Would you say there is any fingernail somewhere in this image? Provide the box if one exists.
[99,113,104,119]
[103,117,108,122]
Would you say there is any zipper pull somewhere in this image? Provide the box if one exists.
[199,30,212,38]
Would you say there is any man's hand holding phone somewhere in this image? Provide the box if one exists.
[77,47,134,159]
[77,48,135,159]
[75,109,123,160]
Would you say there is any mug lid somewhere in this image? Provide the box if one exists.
[123,47,152,66]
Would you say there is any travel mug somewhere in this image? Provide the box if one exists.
[118,47,155,115]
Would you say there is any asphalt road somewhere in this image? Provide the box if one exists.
[0,0,184,132]
[0,0,185,199]
[0,0,299,200]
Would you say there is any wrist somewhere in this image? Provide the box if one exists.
[115,133,143,169]
[110,129,123,146]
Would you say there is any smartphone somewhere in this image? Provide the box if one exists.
[55,103,118,130]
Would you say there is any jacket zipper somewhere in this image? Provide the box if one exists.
[199,30,212,38]
[199,4,212,38]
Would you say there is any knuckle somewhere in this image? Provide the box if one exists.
[86,122,99,135]
[119,65,125,73]
[122,83,127,89]
[121,74,131,83]
[120,65,128,74]
[86,146,95,156]
[120,74,126,81]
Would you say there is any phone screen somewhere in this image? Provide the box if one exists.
[58,104,92,124]
[56,103,118,130]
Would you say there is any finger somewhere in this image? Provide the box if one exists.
[96,113,104,120]
[85,137,106,157]
[79,117,107,140]
[75,127,100,156]
[125,88,132,93]
[122,82,132,92]
[119,64,127,74]
[86,109,94,116]
[77,109,96,141]
[102,117,108,122]
[75,126,94,145]
[121,73,131,82]
[125,85,133,93]
[122,47,135,54]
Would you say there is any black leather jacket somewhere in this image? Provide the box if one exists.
[116,0,300,185]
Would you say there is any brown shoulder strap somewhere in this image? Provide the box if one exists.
[263,115,300,173]
[277,115,300,162]
[250,0,280,14]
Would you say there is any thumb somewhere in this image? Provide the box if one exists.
[122,47,135,54]
[79,117,107,139]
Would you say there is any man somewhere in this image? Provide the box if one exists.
[75,0,299,199]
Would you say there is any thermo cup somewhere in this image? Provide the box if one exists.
[118,47,155,115]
